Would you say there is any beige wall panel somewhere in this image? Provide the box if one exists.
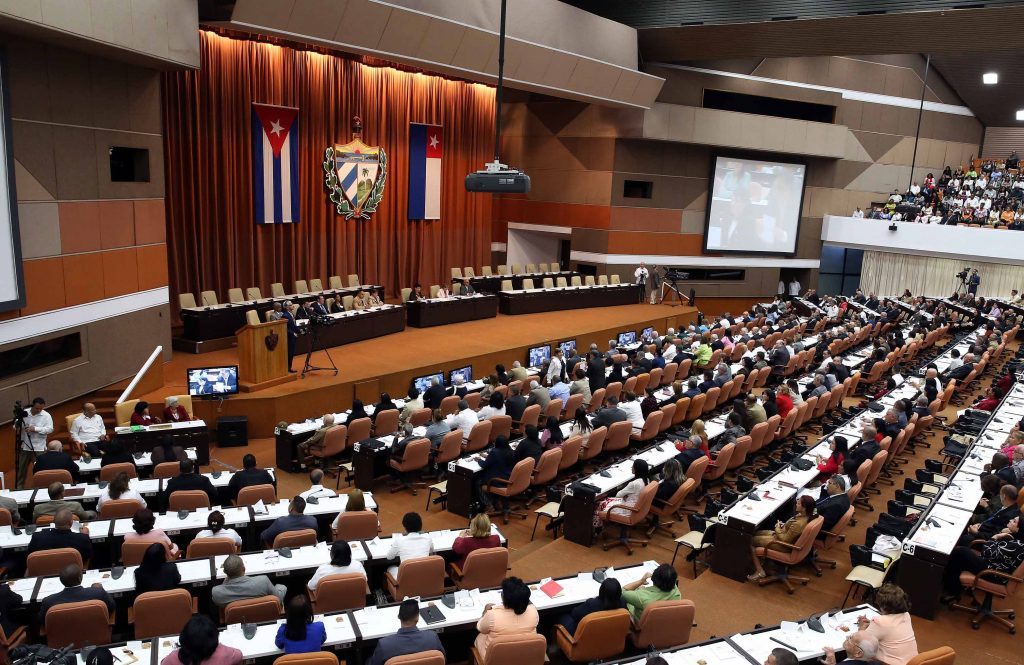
[88,57,131,131]
[13,121,57,199]
[569,59,616,101]
[233,0,295,28]
[377,11,431,62]
[286,0,347,40]
[127,69,162,134]
[40,0,92,36]
[15,162,54,202]
[642,104,669,141]
[46,46,93,126]
[538,50,577,89]
[450,28,497,75]
[415,17,464,66]
[127,0,170,62]
[89,0,134,48]
[52,125,98,200]
[335,0,391,48]
[666,104,696,143]
[838,100,863,131]
[681,211,704,233]
[18,201,60,258]
[610,70,641,104]
[895,107,918,138]
[0,0,42,21]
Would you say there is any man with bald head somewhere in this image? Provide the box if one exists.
[31,440,80,483]
[38,563,114,623]
[27,508,93,563]
[848,425,880,467]
[69,402,108,457]
[822,631,880,665]
[297,414,335,465]
[33,482,95,521]
[948,352,975,382]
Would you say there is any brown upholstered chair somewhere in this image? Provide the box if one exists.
[0,508,11,527]
[950,547,1024,633]
[186,537,238,557]
[439,396,460,417]
[630,411,663,443]
[604,420,632,455]
[374,409,400,438]
[647,478,696,537]
[471,633,548,665]
[384,650,445,665]
[432,430,463,469]
[754,516,825,594]
[346,418,373,448]
[600,481,659,554]
[334,510,380,541]
[544,399,563,421]
[223,595,283,624]
[276,653,341,665]
[812,505,855,572]
[0,622,26,662]
[384,555,446,600]
[122,539,173,566]
[311,424,348,471]
[630,599,696,649]
[578,426,607,463]
[129,588,197,639]
[464,420,492,453]
[27,548,83,577]
[905,647,956,665]
[31,469,72,488]
[168,490,211,511]
[410,409,432,427]
[563,394,583,420]
[483,458,535,523]
[558,435,582,471]
[308,572,369,613]
[99,462,138,481]
[236,483,278,507]
[529,448,562,498]
[587,388,606,413]
[42,599,113,648]
[488,416,512,443]
[513,405,541,434]
[153,462,180,479]
[388,438,431,494]
[99,498,145,520]
[555,608,632,662]
[272,528,318,550]
[449,546,509,590]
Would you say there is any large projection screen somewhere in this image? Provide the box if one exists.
[703,154,807,256]
[0,52,23,312]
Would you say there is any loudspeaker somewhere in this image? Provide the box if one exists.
[217,416,248,447]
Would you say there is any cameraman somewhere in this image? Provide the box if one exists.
[17,397,52,488]
[969,268,981,296]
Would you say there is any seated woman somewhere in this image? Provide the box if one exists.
[135,542,181,593]
[595,459,650,531]
[367,291,383,307]
[331,489,376,531]
[656,458,685,503]
[162,615,242,665]
[557,578,626,635]
[309,540,367,591]
[815,436,848,480]
[474,577,538,660]
[943,516,1024,601]
[539,416,564,449]
[275,596,326,654]
[371,393,398,421]
[568,407,593,443]
[344,399,369,426]
[452,513,502,570]
[856,584,919,665]
[195,510,243,548]
[477,392,506,421]
[747,495,816,582]
[125,508,180,559]
[476,437,516,511]
[689,419,711,457]
[130,401,161,426]
[97,471,145,510]
[163,396,192,423]
[621,563,680,621]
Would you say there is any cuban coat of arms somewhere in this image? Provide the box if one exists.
[323,116,387,220]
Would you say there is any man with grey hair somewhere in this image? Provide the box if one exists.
[300,468,336,500]
[673,435,705,473]
[509,360,529,382]
[713,362,732,388]
[948,352,975,382]
[849,425,880,467]
[212,554,286,607]
[445,400,477,440]
[822,631,879,664]
[298,413,335,463]
[526,379,550,411]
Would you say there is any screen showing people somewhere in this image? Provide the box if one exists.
[528,345,551,367]
[187,366,239,396]
[448,366,473,385]
[558,339,576,357]
[705,155,806,254]
[413,372,445,395]
[641,327,654,341]
[617,331,637,346]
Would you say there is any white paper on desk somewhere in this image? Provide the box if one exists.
[711,642,742,660]
[252,499,268,514]
[455,590,473,608]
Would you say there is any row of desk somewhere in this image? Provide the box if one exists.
[499,284,640,315]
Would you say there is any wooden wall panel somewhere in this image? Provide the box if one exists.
[21,257,66,315]
[62,253,106,306]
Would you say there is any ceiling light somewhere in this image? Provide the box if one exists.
[983,72,998,85]
[1017,110,1024,121]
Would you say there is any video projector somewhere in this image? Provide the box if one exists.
[465,160,531,193]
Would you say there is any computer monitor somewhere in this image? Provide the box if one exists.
[558,339,576,357]
[641,327,654,340]
[617,331,637,346]
[448,366,473,386]
[187,365,239,397]
[412,372,444,395]
[528,344,551,367]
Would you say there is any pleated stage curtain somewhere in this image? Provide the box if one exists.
[860,250,1024,297]
[162,31,495,307]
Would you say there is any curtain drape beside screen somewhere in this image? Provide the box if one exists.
[860,251,1024,297]
[162,32,495,309]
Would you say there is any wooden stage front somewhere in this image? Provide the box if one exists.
[143,303,697,437]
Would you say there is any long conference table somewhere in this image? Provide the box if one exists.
[180,284,386,342]
[499,283,640,315]
[406,293,498,328]
[468,270,578,294]
[294,304,406,353]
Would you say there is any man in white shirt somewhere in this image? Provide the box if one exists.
[777,280,785,295]
[385,512,433,577]
[619,393,645,429]
[545,348,564,385]
[445,401,478,440]
[70,402,107,457]
[788,278,801,297]
[18,397,53,488]
[851,207,864,218]
[634,262,649,304]
[300,469,337,500]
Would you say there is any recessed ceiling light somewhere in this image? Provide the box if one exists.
[1017,110,1024,121]
[983,72,998,84]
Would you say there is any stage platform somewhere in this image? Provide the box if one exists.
[142,303,697,437]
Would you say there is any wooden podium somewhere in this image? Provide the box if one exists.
[235,320,297,392]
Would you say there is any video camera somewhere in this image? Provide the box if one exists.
[12,400,27,422]
[956,267,971,282]
[665,268,690,282]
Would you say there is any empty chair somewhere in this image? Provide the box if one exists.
[480,266,493,277]
[542,277,554,288]
[604,420,632,455]
[597,275,609,285]
[100,499,146,520]
[309,278,324,291]
[464,267,476,278]
[570,276,582,286]
[522,278,535,290]
[179,293,197,309]
[186,537,238,558]
[374,409,400,438]
[168,490,211,511]
[526,263,538,273]
[483,458,535,523]
[199,290,218,306]
[610,274,621,284]
[584,275,595,286]
[450,547,509,590]
[329,276,344,289]
[451,267,464,280]
[497,265,509,275]
[429,285,441,298]
[237,483,278,507]
[271,282,286,297]
[347,274,360,287]
[578,426,607,463]
[130,589,197,639]
[385,555,446,600]
[245,287,262,300]
[500,279,514,291]
[99,462,138,482]
[309,572,368,613]
[294,279,310,293]
[43,600,113,648]
[227,288,244,303]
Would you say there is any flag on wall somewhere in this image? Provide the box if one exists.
[408,123,442,220]
[252,103,300,224]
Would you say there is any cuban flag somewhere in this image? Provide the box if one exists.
[252,103,299,224]
[408,123,442,220]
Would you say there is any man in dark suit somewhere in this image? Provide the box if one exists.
[422,378,447,410]
[38,563,114,623]
[769,340,790,374]
[505,385,527,424]
[227,454,276,504]
[873,409,901,441]
[948,353,976,382]
[816,476,851,538]
[960,484,1020,545]
[368,599,445,665]
[28,509,92,565]
[260,495,317,546]
[311,295,329,316]
[697,370,716,394]
[847,426,880,468]
[164,458,217,506]
[674,436,705,472]
[282,301,300,373]
[681,377,701,399]
[586,351,607,394]
[592,395,628,428]
[295,301,315,321]
[32,441,80,483]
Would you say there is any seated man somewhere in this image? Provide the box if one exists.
[299,469,337,500]
[297,414,336,465]
[445,401,477,440]
[227,454,276,504]
[591,395,628,428]
[260,496,317,547]
[69,403,107,457]
[368,599,445,665]
[28,509,92,565]
[211,554,286,607]
[32,440,80,483]
[164,458,217,506]
[38,564,114,624]
[33,482,95,522]
[353,290,370,310]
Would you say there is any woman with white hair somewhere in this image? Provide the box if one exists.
[163,396,192,423]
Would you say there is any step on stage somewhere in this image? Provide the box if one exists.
[154,304,697,437]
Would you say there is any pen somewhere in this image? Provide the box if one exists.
[770,636,798,651]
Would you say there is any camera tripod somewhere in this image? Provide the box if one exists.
[660,280,690,307]
[300,325,339,378]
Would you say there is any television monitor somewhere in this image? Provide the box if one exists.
[448,366,473,386]
[187,365,239,397]
[558,339,576,357]
[413,372,444,395]
[528,344,551,367]
[617,331,637,346]
[641,327,654,340]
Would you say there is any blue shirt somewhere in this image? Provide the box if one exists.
[275,621,326,654]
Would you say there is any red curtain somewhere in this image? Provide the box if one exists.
[162,32,495,307]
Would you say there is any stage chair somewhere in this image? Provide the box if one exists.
[570,276,581,286]
[538,263,549,272]
[179,293,197,309]
[471,633,547,665]
[31,469,72,488]
[309,572,368,613]
[451,268,463,280]
[449,547,508,590]
[223,595,283,625]
[335,511,380,542]
[429,285,441,298]
[236,483,277,507]
[385,555,446,600]
[480,266,493,276]
[401,287,412,302]
[228,288,244,303]
[130,589,197,640]
[329,276,343,289]
[526,263,538,272]
[186,537,238,558]
[343,295,355,310]
[597,275,609,285]
[522,278,535,290]
[558,277,571,287]
[630,600,696,650]
[245,287,262,300]
[272,528,317,550]
[464,267,476,278]
[500,279,514,291]
[42,600,113,648]
[294,279,310,294]
[271,283,286,297]
[348,274,360,287]
[168,490,211,511]
[496,265,509,275]
[309,278,324,291]
[584,276,595,286]
[199,290,218,306]
[555,609,632,663]
[27,548,83,578]
[541,277,554,289]
[511,264,523,273]
[610,274,621,284]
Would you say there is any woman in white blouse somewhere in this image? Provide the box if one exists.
[477,393,506,420]
[194,510,243,548]
[97,472,145,509]
[307,540,367,590]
